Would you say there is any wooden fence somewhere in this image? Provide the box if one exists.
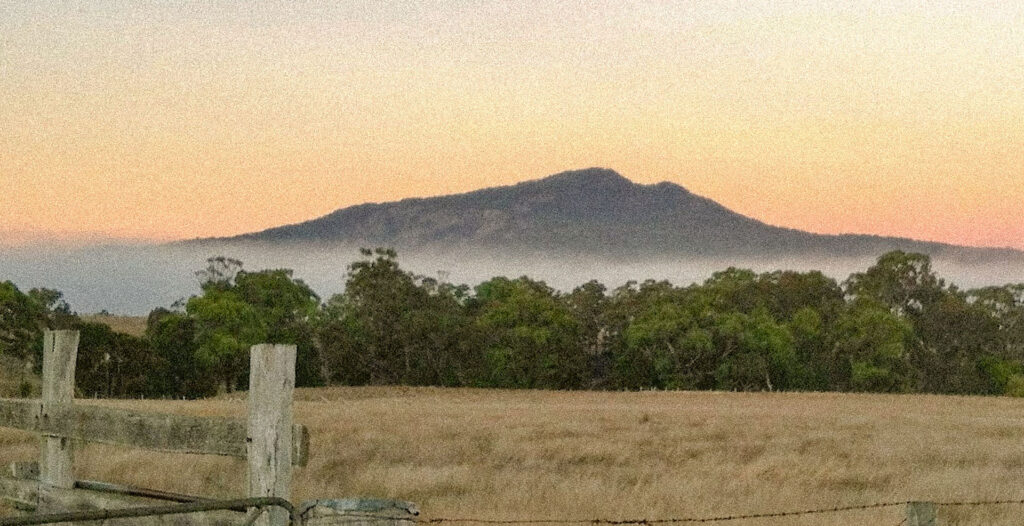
[0,330,308,526]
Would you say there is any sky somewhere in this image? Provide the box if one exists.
[2,1,1023,249]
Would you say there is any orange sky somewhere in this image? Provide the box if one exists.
[2,2,1022,249]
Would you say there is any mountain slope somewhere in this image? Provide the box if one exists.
[209,168,1022,261]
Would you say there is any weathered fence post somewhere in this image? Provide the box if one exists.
[248,344,297,526]
[39,330,78,495]
[907,501,938,526]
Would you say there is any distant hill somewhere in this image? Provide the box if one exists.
[201,168,1023,262]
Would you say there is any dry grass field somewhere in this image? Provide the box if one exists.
[79,314,148,337]
[3,387,1024,525]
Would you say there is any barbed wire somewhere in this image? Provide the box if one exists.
[309,498,1024,525]
[314,501,909,524]
[934,499,1024,507]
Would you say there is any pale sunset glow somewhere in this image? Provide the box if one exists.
[2,1,1022,248]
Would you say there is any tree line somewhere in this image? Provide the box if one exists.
[2,248,1023,398]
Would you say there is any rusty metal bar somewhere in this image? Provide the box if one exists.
[0,496,300,526]
[74,479,208,504]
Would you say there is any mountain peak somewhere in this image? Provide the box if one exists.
[535,168,692,196]
[212,168,1024,263]
[542,167,630,185]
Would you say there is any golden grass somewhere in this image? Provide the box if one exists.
[79,314,148,337]
[4,387,1024,525]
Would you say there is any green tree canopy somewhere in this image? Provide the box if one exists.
[472,276,584,389]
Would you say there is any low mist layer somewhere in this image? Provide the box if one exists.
[1,242,1022,315]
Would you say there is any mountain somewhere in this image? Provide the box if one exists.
[206,168,1023,262]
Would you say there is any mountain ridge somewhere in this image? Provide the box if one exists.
[193,168,1024,262]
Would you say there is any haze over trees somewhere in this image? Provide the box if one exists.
[5,169,1024,316]
[1,249,1023,399]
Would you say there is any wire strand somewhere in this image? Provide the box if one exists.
[310,498,1024,525]
[316,501,911,524]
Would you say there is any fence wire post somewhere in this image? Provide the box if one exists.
[907,501,938,526]
[38,330,78,510]
[248,344,297,526]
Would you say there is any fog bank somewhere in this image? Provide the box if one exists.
[1,242,1022,315]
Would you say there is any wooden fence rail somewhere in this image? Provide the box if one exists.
[0,399,308,464]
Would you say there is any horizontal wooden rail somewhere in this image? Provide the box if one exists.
[0,399,308,466]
